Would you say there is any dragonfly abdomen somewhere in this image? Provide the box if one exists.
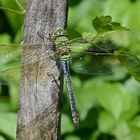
[61,60,79,128]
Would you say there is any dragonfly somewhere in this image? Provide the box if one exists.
[0,27,140,128]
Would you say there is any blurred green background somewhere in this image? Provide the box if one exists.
[0,0,140,140]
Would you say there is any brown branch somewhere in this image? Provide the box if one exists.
[16,0,68,139]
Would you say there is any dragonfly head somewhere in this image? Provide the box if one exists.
[53,27,68,39]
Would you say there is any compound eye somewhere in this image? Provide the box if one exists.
[59,28,64,35]
[53,27,68,37]
[56,31,61,35]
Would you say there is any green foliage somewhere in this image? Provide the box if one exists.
[68,0,82,7]
[104,0,140,30]
[0,0,24,38]
[0,0,140,140]
[92,16,127,33]
[68,0,105,32]
[0,113,16,140]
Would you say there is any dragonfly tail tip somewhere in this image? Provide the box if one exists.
[72,111,79,129]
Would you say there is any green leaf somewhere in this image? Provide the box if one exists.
[95,82,131,120]
[89,130,100,140]
[98,111,116,133]
[0,101,11,112]
[68,0,82,7]
[0,0,24,34]
[0,34,11,44]
[65,136,81,140]
[92,16,127,33]
[61,114,74,134]
[0,113,16,139]
[104,0,140,30]
[112,120,130,140]
[0,136,6,140]
[130,133,140,140]
[76,79,98,120]
[67,28,82,40]
[129,115,140,129]
[68,0,105,33]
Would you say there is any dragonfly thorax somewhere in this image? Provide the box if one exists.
[52,28,70,61]
[54,36,70,61]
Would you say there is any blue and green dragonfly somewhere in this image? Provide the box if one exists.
[0,16,140,128]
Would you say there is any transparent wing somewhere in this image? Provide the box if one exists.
[0,43,54,85]
[70,51,125,75]
[70,29,140,79]
[69,29,140,53]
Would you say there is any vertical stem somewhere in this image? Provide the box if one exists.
[16,0,68,139]
[15,0,24,11]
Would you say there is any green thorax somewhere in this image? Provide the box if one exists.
[53,28,71,61]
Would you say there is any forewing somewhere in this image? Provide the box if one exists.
[70,29,140,77]
[69,29,140,53]
[0,44,53,85]
[71,51,124,75]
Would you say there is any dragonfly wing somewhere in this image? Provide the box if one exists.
[70,29,140,76]
[70,51,124,75]
[69,29,140,54]
[0,44,21,85]
[0,43,54,85]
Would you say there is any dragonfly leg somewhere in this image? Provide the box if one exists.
[37,31,54,43]
[47,73,60,89]
[37,31,56,51]
[36,31,57,61]
[49,33,54,42]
